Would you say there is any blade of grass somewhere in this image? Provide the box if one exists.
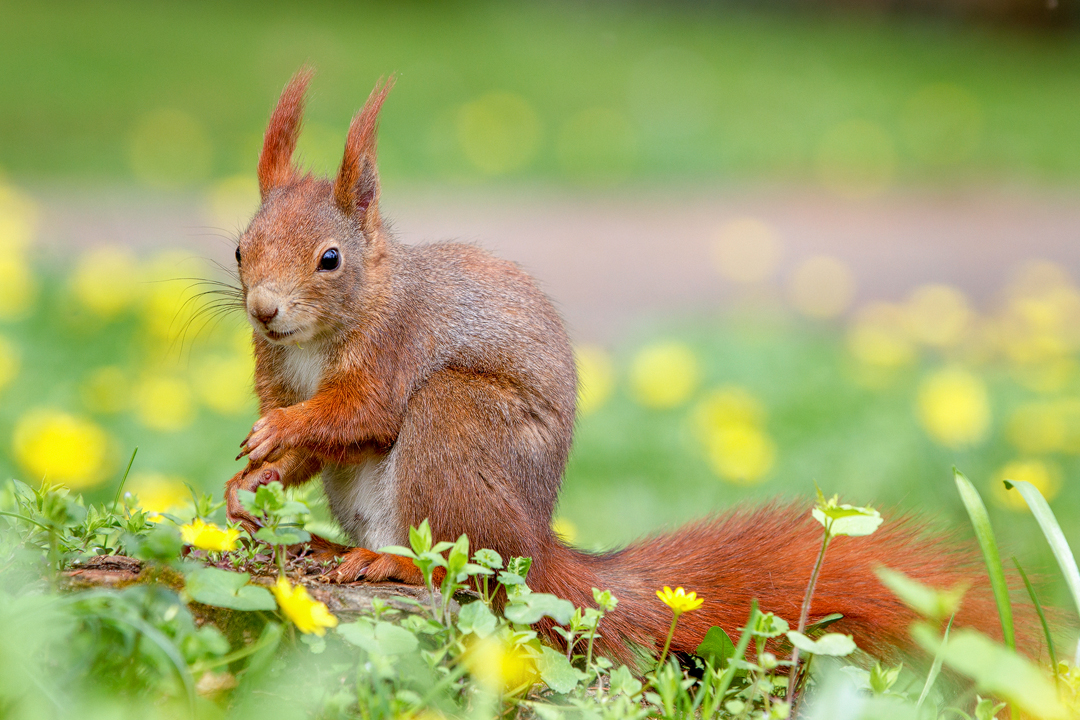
[1012,557,1058,692]
[954,468,1015,650]
[916,613,955,712]
[111,447,138,508]
[1004,479,1080,627]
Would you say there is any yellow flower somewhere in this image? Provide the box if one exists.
[992,460,1061,510]
[128,472,190,521]
[134,375,195,431]
[574,345,614,415]
[13,409,111,489]
[464,635,539,694]
[180,518,241,552]
[656,586,704,615]
[629,341,700,409]
[272,576,338,636]
[916,367,991,448]
[141,250,202,343]
[70,246,141,318]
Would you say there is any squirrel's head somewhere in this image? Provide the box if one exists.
[235,68,393,346]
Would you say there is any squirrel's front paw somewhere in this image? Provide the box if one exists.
[224,465,281,535]
[238,408,290,464]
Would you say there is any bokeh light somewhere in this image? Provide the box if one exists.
[629,341,700,409]
[70,246,141,319]
[916,366,991,449]
[816,119,896,200]
[126,471,191,521]
[194,354,255,416]
[206,175,260,231]
[902,83,982,168]
[847,302,916,370]
[574,345,615,416]
[991,459,1060,510]
[906,284,973,348]
[81,366,131,415]
[692,387,776,484]
[13,409,113,489]
[788,256,856,319]
[457,93,541,175]
[711,217,783,284]
[128,108,213,188]
[134,375,196,432]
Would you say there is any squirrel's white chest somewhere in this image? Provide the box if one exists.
[279,345,325,400]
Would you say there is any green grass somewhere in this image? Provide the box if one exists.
[3,1,1080,187]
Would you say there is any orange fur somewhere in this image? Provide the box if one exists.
[226,70,1017,667]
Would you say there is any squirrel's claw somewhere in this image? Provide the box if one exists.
[239,411,287,465]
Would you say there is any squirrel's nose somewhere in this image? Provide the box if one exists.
[252,306,279,326]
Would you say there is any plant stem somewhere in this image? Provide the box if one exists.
[786,524,833,704]
[656,613,680,670]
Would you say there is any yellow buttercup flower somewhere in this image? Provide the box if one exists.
[13,409,111,489]
[180,518,241,552]
[272,576,338,636]
[194,354,255,416]
[916,367,991,448]
[0,255,37,320]
[629,341,700,409]
[656,586,704,615]
[465,635,539,694]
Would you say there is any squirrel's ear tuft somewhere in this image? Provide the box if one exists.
[334,76,394,232]
[257,67,314,199]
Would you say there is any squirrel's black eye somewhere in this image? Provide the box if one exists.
[235,246,242,266]
[318,248,340,272]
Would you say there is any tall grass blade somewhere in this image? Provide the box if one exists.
[1004,479,1080,627]
[954,467,1015,650]
[111,447,138,508]
[1013,557,1058,691]
[916,613,954,712]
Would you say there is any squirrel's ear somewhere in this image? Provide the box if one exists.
[334,77,394,233]
[257,67,313,199]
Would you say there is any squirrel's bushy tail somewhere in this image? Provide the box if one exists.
[526,503,1008,667]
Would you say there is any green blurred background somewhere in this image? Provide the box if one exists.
[1,1,1080,610]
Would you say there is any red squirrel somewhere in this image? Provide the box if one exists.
[225,70,1005,664]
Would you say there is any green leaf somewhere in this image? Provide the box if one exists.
[473,548,503,570]
[536,646,587,693]
[504,593,575,626]
[337,619,419,656]
[409,520,432,554]
[254,526,310,546]
[183,567,276,611]
[695,626,736,668]
[876,567,966,621]
[458,601,498,639]
[378,544,416,559]
[1004,478,1080,628]
[911,624,1068,720]
[975,696,1008,720]
[811,505,883,537]
[608,665,643,698]
[869,662,903,696]
[786,631,856,656]
[752,612,789,638]
[955,468,1015,650]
